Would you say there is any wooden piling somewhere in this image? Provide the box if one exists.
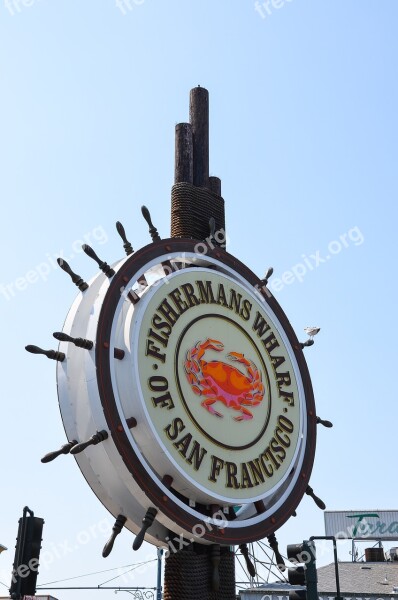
[190,86,209,188]
[166,88,233,600]
[175,122,193,184]
[209,176,222,196]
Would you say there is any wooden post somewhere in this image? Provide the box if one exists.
[175,123,193,184]
[190,86,209,188]
[171,87,225,242]
[209,176,222,196]
[165,88,234,600]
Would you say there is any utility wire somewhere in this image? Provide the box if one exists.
[98,559,156,586]
[39,559,156,587]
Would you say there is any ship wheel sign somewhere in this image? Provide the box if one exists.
[27,209,326,554]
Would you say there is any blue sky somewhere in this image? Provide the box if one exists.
[1,1,397,598]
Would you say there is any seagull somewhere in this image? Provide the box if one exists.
[304,327,321,339]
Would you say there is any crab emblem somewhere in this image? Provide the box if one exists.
[183,338,265,421]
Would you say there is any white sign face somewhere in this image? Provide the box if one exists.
[324,510,398,540]
[131,268,304,503]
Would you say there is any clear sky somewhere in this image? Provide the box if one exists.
[1,1,397,598]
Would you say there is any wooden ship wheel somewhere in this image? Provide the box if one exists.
[26,87,329,599]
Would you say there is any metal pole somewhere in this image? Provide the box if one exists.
[310,536,343,600]
[156,548,163,600]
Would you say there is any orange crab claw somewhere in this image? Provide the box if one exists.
[227,352,251,366]
[228,351,244,359]
[233,406,254,421]
[202,339,224,352]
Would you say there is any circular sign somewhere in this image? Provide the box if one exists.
[56,238,316,546]
[130,269,302,504]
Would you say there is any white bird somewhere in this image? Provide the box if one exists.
[304,327,321,339]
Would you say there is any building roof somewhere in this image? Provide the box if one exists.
[317,561,398,594]
[0,596,59,600]
[239,562,398,597]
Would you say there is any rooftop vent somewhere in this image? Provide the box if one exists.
[365,547,385,562]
